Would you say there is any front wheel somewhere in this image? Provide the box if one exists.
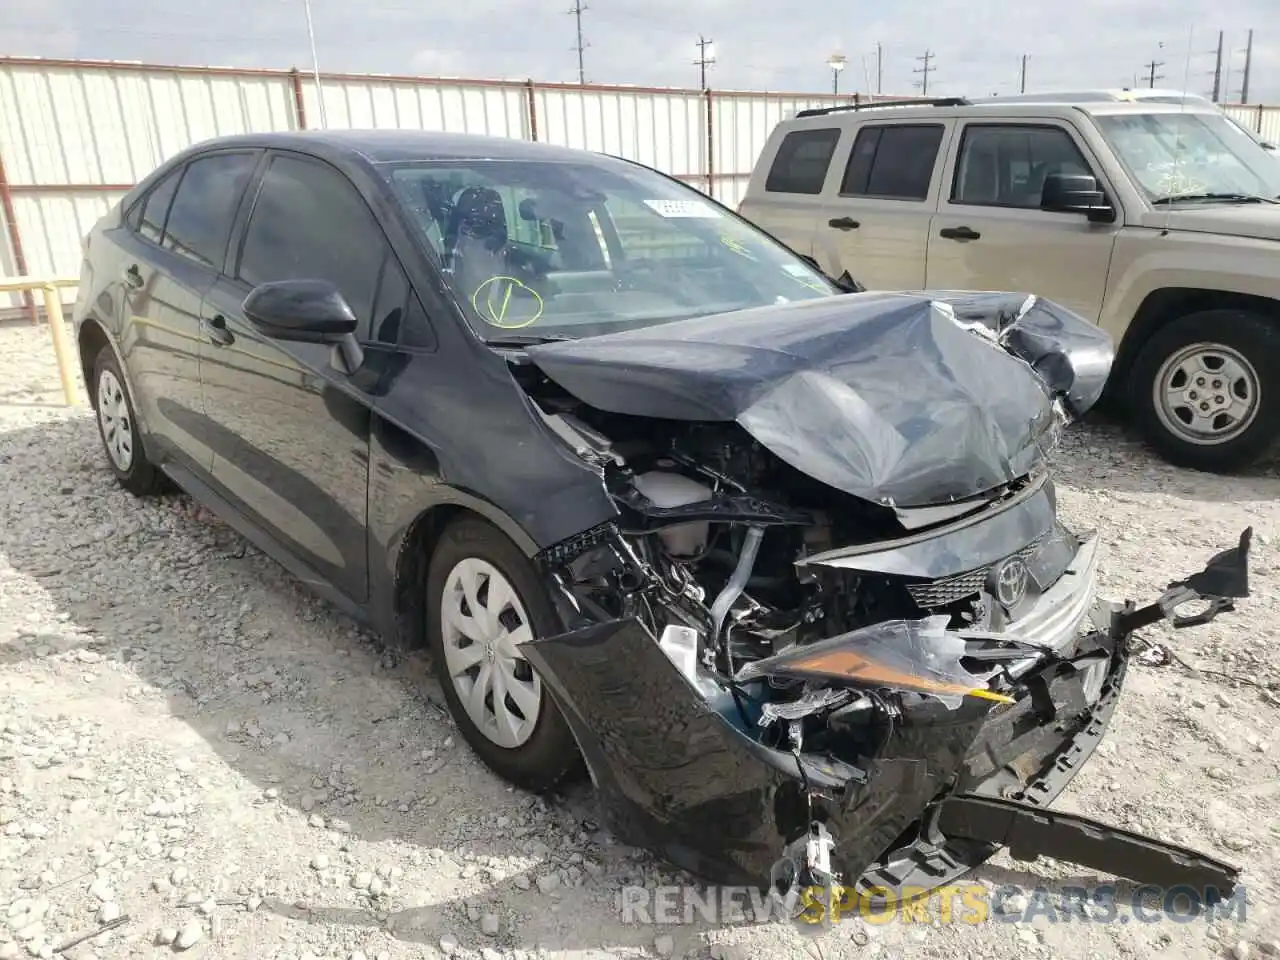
[1127,309,1280,472]
[425,517,581,792]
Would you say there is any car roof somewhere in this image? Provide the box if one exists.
[180,129,608,166]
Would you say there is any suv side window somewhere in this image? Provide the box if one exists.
[840,124,945,200]
[765,128,841,194]
[237,153,388,341]
[135,170,182,244]
[952,124,1094,208]
[161,152,258,268]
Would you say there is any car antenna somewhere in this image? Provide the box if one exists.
[1162,24,1195,237]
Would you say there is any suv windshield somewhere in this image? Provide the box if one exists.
[381,157,837,341]
[1092,111,1280,203]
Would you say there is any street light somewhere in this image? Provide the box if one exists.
[827,53,848,96]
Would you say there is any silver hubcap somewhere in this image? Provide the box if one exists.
[1153,342,1261,446]
[96,369,134,471]
[440,558,541,749]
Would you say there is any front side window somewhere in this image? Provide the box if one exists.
[840,124,944,200]
[1092,111,1280,202]
[237,154,390,340]
[162,152,259,267]
[384,158,838,342]
[951,124,1094,208]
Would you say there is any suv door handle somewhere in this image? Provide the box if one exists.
[938,226,981,241]
[828,217,860,231]
[205,314,234,347]
[122,264,144,289]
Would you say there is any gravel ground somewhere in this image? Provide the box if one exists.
[1,320,1278,960]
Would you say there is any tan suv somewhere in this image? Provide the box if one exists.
[739,96,1280,472]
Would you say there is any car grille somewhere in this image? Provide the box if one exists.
[905,533,1048,610]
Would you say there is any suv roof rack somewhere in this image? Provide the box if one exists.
[795,97,971,118]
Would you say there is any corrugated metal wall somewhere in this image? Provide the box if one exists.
[3,56,1280,315]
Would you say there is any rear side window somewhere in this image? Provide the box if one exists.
[237,153,390,342]
[840,124,945,200]
[765,128,841,194]
[162,152,259,268]
[135,171,181,244]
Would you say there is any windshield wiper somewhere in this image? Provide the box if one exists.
[1151,192,1279,205]
[485,334,571,347]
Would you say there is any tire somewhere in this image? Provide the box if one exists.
[425,516,581,792]
[1127,309,1280,472]
[91,348,168,496]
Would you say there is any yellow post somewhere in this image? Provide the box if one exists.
[40,284,80,406]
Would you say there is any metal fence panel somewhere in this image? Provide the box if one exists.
[301,77,530,138]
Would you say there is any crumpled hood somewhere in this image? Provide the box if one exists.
[525,291,1114,508]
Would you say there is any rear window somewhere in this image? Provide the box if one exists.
[765,128,841,194]
[840,124,945,200]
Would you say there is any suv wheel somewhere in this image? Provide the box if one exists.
[1128,309,1280,472]
[425,517,580,792]
[91,348,168,496]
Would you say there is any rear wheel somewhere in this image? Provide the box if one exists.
[1127,309,1280,471]
[425,517,580,792]
[91,348,167,496]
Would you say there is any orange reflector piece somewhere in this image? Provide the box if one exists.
[779,649,1014,705]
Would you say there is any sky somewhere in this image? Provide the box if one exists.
[0,0,1277,103]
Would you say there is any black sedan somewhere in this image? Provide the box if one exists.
[72,129,1247,904]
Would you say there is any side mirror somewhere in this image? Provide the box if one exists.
[1041,172,1116,223]
[242,279,365,374]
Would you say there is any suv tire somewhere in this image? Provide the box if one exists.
[1128,309,1280,471]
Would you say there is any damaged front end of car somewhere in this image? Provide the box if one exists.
[508,291,1251,905]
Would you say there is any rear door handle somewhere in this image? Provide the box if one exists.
[828,217,860,231]
[122,264,144,289]
[938,226,981,241]
[205,314,234,347]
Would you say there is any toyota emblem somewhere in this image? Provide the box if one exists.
[994,558,1030,608]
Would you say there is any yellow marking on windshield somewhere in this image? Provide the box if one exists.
[472,275,545,329]
[719,234,757,259]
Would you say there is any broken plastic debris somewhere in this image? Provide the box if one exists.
[735,616,1013,708]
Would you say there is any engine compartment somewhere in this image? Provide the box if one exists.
[515,360,1050,763]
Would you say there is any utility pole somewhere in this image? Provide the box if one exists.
[694,35,716,90]
[1019,54,1029,93]
[875,42,883,95]
[1241,28,1253,104]
[1210,30,1224,102]
[913,50,935,95]
[1143,59,1165,88]
[567,0,588,84]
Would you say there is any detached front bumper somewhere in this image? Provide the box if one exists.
[523,528,1251,898]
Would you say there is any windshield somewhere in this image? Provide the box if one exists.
[1092,111,1280,203]
[380,157,837,341]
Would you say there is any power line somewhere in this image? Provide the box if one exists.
[567,0,589,84]
[1143,59,1165,88]
[694,34,715,90]
[912,50,935,95]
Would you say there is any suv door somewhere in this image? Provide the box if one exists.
[738,125,843,257]
[813,121,954,289]
[198,150,414,603]
[925,121,1119,321]
[113,150,258,473]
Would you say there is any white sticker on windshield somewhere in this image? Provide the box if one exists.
[643,199,723,219]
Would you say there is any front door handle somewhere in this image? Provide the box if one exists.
[938,226,981,241]
[122,264,144,289]
[205,314,234,347]
[828,217,860,231]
